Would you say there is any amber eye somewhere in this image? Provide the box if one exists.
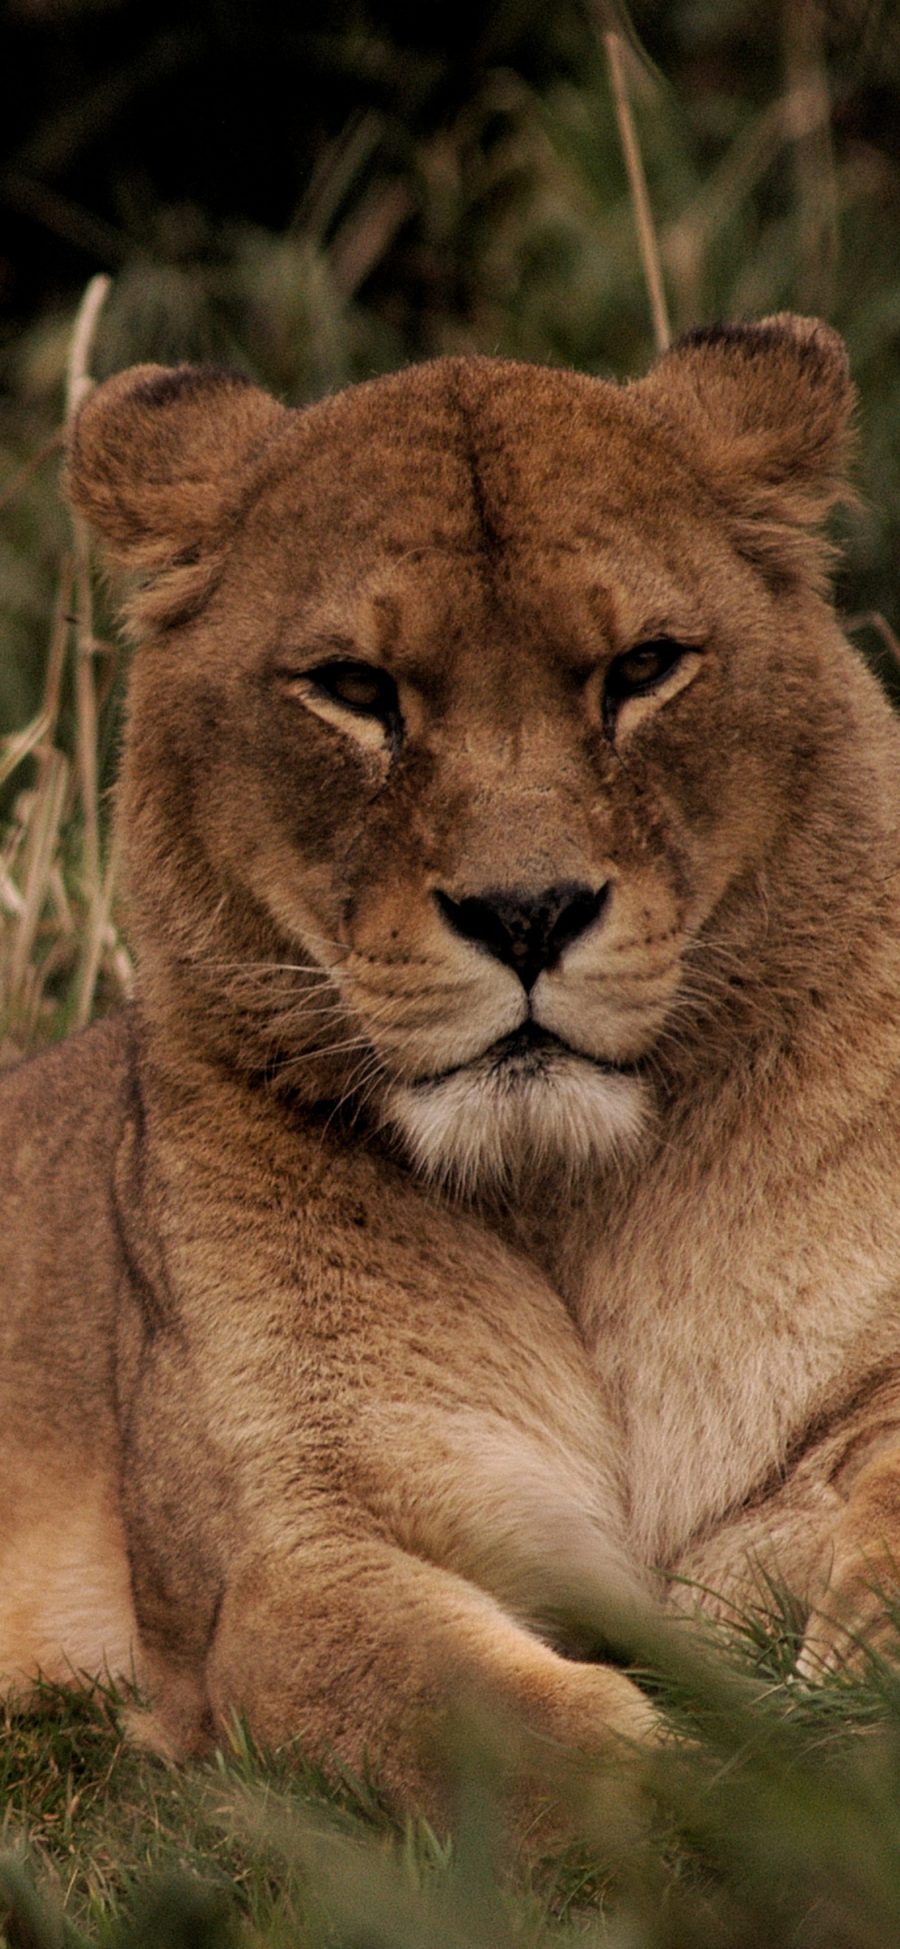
[307,659,400,722]
[603,638,687,720]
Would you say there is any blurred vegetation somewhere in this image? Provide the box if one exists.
[7,1608,900,1945]
[3,0,900,734]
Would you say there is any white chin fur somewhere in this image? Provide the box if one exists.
[384,1051,649,1197]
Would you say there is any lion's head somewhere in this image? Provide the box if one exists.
[69,317,860,1194]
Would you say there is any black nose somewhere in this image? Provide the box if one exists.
[434,881,609,992]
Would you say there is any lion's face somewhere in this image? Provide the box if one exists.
[209,473,755,1193]
[70,324,854,1193]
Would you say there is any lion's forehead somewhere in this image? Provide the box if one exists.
[229,497,714,691]
[232,357,706,598]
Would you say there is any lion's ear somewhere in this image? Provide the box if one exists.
[67,364,286,629]
[639,315,857,589]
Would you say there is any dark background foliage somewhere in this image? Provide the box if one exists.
[2,1,899,586]
[3,2,899,661]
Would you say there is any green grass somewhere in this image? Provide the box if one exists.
[6,1617,900,1947]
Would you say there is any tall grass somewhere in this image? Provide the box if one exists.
[7,1620,900,1945]
[1,276,131,1062]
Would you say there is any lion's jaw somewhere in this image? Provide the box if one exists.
[327,849,683,1195]
[333,878,677,1194]
[384,1025,650,1196]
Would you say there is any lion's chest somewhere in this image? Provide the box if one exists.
[580,1143,900,1565]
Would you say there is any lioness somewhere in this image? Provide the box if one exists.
[3,316,900,1811]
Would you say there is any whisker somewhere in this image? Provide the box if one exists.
[273,1035,377,1068]
[320,1052,391,1140]
[577,961,680,988]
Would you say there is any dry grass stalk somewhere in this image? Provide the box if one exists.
[1,568,72,1037]
[66,275,110,1004]
[0,711,57,798]
[848,611,900,670]
[1,272,134,1058]
[595,15,671,352]
[4,751,69,1039]
[782,0,838,316]
[73,815,124,1032]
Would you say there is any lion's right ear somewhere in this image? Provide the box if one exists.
[637,315,856,591]
[67,364,286,629]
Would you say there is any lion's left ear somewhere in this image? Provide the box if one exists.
[638,314,857,589]
[67,362,287,632]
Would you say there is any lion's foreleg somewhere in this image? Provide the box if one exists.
[196,1538,656,1822]
[797,1442,900,1677]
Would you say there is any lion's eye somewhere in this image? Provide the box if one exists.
[307,659,399,721]
[607,638,686,699]
[603,638,688,721]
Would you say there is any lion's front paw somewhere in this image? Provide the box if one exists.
[795,1446,900,1682]
[796,1555,900,1681]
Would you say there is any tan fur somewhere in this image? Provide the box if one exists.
[3,317,900,1817]
[0,1480,135,1689]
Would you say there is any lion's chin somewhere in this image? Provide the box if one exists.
[383,1034,650,1198]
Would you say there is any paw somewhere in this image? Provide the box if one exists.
[796,1560,900,1681]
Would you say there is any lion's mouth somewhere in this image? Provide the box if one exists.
[410,1020,639,1091]
[487,1021,579,1078]
[386,1017,651,1190]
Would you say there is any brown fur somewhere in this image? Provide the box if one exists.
[3,316,900,1817]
